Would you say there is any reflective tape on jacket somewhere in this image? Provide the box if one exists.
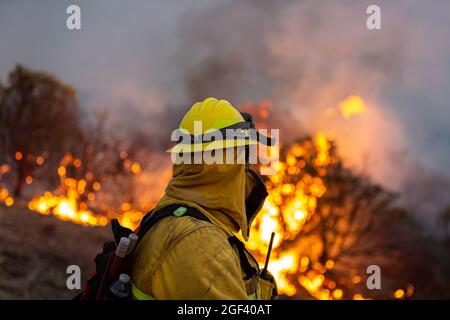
[131,282,155,300]
[132,282,256,300]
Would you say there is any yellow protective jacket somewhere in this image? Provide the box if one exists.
[131,162,274,300]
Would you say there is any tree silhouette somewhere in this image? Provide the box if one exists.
[251,136,436,299]
[65,111,155,220]
[439,205,450,241]
[0,65,83,197]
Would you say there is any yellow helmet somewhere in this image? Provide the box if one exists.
[180,97,244,133]
[168,97,270,153]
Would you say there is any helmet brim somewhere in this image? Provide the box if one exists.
[166,138,259,153]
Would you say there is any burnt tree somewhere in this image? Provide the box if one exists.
[0,65,83,197]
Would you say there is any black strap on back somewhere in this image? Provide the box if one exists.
[133,204,259,281]
[228,236,259,280]
[137,204,210,240]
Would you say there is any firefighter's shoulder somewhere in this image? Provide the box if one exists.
[132,214,229,272]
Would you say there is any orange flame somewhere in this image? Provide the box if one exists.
[246,132,338,298]
[0,187,14,207]
[338,95,366,119]
[1,95,412,299]
[27,153,145,228]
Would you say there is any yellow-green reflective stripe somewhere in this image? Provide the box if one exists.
[131,281,255,300]
[248,292,257,300]
[131,283,155,300]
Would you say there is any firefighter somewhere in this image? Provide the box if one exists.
[130,97,277,300]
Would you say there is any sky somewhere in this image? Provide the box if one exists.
[1,0,449,195]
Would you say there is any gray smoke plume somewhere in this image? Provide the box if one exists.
[176,0,409,176]
[174,0,450,227]
[1,0,450,228]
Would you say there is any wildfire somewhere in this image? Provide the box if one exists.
[0,95,414,299]
[0,164,14,207]
[338,95,366,119]
[29,191,106,226]
[246,131,339,299]
[27,154,109,227]
[325,95,367,120]
[0,186,14,207]
[244,96,412,299]
[27,153,145,228]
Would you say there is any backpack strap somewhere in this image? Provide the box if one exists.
[136,204,259,284]
[136,204,210,241]
[76,204,211,300]
[228,235,259,280]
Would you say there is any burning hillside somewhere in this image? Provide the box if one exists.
[1,66,450,300]
[0,83,420,299]
[0,131,420,299]
[1,0,450,303]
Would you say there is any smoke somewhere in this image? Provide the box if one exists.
[398,159,450,231]
[174,0,450,225]
[0,0,215,144]
[176,1,401,181]
[1,0,450,223]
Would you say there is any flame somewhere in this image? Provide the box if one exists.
[0,187,14,207]
[15,151,23,161]
[27,153,144,228]
[0,165,14,207]
[244,96,392,299]
[1,95,413,300]
[28,190,107,226]
[16,129,350,298]
[393,289,404,299]
[337,95,366,119]
[393,284,414,299]
[246,131,339,298]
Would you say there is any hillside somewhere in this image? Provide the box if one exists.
[0,204,109,299]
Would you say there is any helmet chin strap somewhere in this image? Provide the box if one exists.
[239,112,255,129]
